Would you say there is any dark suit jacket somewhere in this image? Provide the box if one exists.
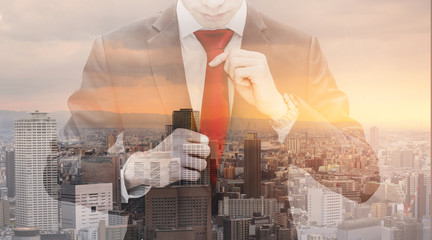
[65,3,365,141]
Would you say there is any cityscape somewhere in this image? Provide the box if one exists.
[0,109,429,239]
[0,0,428,239]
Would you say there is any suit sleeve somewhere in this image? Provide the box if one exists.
[62,36,123,140]
[53,37,135,202]
[285,36,380,203]
[306,36,365,140]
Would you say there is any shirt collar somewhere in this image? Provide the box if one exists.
[177,0,247,39]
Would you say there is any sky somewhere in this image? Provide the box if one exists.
[0,0,430,131]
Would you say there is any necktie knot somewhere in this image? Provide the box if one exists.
[194,29,234,54]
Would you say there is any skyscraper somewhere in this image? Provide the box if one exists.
[5,148,15,198]
[144,186,211,240]
[81,156,121,206]
[106,134,116,150]
[14,111,59,232]
[0,200,11,227]
[369,126,379,151]
[172,108,200,131]
[416,173,426,222]
[285,137,300,154]
[164,124,173,137]
[171,109,209,186]
[307,188,342,226]
[244,132,261,198]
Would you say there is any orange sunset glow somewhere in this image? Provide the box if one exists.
[0,0,429,131]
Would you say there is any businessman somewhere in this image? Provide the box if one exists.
[63,0,380,238]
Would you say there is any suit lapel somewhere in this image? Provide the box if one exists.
[147,4,192,115]
[241,6,271,55]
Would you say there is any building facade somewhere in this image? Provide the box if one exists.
[5,148,15,198]
[307,188,342,226]
[14,111,59,232]
[61,183,113,240]
[244,133,261,198]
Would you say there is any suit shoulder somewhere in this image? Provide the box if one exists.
[100,12,162,43]
[260,13,313,47]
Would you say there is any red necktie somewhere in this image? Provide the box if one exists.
[194,29,234,187]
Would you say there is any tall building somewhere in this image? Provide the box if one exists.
[61,183,113,240]
[0,200,11,227]
[416,173,426,221]
[81,156,121,206]
[5,148,15,198]
[405,174,415,209]
[244,133,261,198]
[307,188,342,226]
[144,186,211,240]
[369,126,379,151]
[285,138,300,153]
[106,134,116,150]
[403,172,427,219]
[164,124,173,137]
[223,217,251,240]
[14,111,59,232]
[171,109,209,186]
[172,108,199,131]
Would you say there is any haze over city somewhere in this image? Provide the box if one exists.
[0,0,429,130]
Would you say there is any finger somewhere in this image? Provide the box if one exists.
[187,131,209,144]
[233,67,255,87]
[182,156,207,171]
[225,56,260,80]
[181,168,201,181]
[228,75,250,88]
[225,48,265,59]
[184,143,211,158]
[209,51,229,67]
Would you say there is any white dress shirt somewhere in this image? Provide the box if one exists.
[177,0,246,115]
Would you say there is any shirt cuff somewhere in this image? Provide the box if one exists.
[120,155,151,203]
[270,93,300,144]
[273,116,298,143]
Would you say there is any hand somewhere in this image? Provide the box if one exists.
[209,49,287,119]
[124,128,210,190]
